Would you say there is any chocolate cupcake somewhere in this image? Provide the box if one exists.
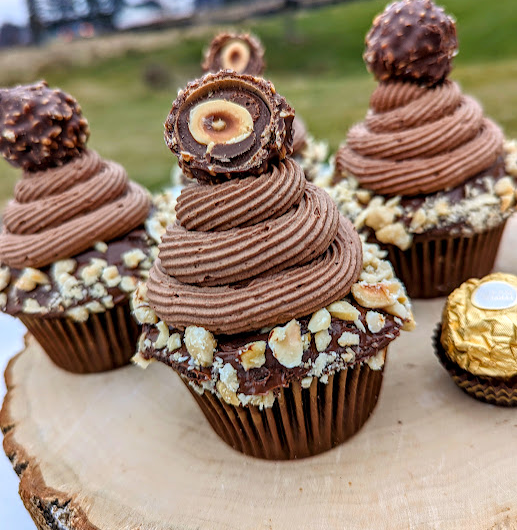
[330,0,517,298]
[0,81,172,373]
[202,31,329,182]
[435,273,517,406]
[132,71,415,460]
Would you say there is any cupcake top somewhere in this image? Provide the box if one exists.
[441,273,517,379]
[0,82,172,321]
[133,71,414,407]
[202,32,265,76]
[0,82,150,269]
[330,0,516,250]
[336,0,503,197]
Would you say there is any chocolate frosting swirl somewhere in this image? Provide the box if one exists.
[175,158,305,231]
[0,149,150,269]
[151,72,362,335]
[160,183,339,287]
[336,81,504,196]
[148,216,362,335]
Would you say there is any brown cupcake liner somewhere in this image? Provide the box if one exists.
[184,349,387,460]
[373,220,507,299]
[433,324,517,407]
[19,300,140,374]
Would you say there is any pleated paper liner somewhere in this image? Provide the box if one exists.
[433,324,517,407]
[19,300,140,374]
[371,220,507,299]
[185,348,387,460]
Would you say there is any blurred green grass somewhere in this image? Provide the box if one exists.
[1,0,517,205]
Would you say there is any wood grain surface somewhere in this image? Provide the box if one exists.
[2,217,517,530]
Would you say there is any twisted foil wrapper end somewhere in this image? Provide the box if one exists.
[441,273,517,379]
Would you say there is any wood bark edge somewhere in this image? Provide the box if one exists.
[0,337,99,530]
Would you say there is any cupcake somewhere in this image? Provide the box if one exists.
[201,31,329,181]
[0,81,167,373]
[132,71,415,460]
[435,273,517,406]
[331,0,517,298]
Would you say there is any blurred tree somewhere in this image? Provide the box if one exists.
[26,0,44,42]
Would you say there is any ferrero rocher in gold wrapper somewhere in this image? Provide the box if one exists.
[434,273,517,407]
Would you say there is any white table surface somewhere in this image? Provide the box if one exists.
[0,313,37,529]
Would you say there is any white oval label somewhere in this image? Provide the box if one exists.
[472,281,517,310]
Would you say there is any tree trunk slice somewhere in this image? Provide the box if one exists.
[3,218,517,530]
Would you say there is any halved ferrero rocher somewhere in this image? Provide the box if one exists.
[202,32,265,76]
[164,71,294,182]
[0,81,90,172]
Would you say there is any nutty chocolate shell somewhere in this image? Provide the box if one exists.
[0,81,90,171]
[164,71,294,182]
[202,32,265,76]
[364,0,458,87]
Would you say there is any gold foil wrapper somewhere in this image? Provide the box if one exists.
[441,273,517,379]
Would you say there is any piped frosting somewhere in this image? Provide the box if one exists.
[147,72,363,335]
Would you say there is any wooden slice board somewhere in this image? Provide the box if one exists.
[3,217,517,530]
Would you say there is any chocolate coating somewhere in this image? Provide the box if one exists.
[202,33,265,76]
[3,226,151,317]
[164,71,294,182]
[0,81,90,171]
[140,303,400,396]
[364,0,458,87]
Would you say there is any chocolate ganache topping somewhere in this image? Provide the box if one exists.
[165,71,293,182]
[336,0,504,197]
[148,72,363,335]
[0,82,151,269]
[202,32,265,77]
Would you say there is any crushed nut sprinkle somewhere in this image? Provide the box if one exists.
[184,325,217,367]
[135,238,413,408]
[239,341,267,371]
[269,319,304,368]
[329,143,517,250]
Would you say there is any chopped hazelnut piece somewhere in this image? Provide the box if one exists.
[315,329,332,352]
[0,266,11,291]
[155,321,170,349]
[308,307,331,333]
[122,249,147,269]
[239,341,266,371]
[352,281,399,308]
[167,333,182,352]
[365,311,386,333]
[15,268,49,292]
[184,326,216,367]
[327,300,360,321]
[376,222,412,251]
[269,319,303,368]
[337,331,360,347]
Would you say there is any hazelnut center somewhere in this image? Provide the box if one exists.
[220,40,251,73]
[188,99,254,149]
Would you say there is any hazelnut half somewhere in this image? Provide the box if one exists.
[188,99,254,151]
[220,40,251,73]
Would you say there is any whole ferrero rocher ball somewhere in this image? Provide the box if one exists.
[202,33,265,76]
[164,71,294,182]
[364,0,458,87]
[0,81,90,172]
